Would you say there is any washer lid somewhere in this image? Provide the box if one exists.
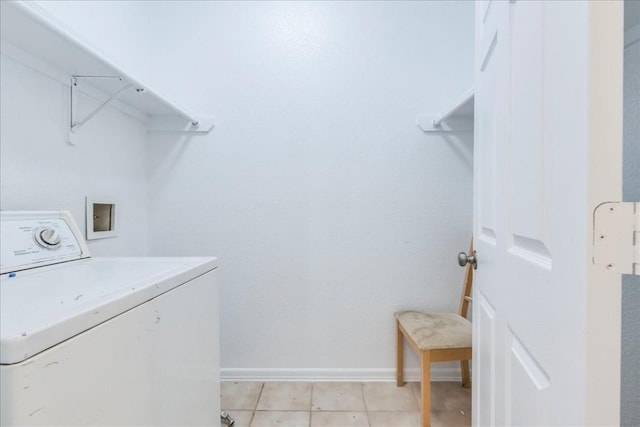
[0,256,217,364]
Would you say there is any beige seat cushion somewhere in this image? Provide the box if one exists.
[395,311,472,350]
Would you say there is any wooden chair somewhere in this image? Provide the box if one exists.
[395,239,473,427]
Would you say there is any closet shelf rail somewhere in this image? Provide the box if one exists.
[0,1,214,139]
[417,87,474,132]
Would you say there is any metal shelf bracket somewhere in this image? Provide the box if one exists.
[70,75,133,137]
[68,75,212,144]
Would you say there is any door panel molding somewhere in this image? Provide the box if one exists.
[509,235,552,270]
[507,329,550,426]
[474,290,497,427]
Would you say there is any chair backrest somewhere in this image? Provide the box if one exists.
[458,237,474,319]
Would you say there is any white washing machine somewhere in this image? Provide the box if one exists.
[0,211,219,426]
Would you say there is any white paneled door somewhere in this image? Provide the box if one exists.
[473,1,624,426]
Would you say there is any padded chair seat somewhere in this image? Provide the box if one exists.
[395,311,471,350]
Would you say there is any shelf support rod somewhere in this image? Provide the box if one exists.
[431,88,475,128]
[185,113,199,127]
[70,75,132,133]
[432,110,454,128]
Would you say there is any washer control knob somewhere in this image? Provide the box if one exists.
[35,228,61,249]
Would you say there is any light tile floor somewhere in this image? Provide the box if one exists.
[220,381,471,427]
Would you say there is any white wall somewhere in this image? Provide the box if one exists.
[0,48,150,257]
[32,0,151,84]
[621,2,640,423]
[146,1,475,379]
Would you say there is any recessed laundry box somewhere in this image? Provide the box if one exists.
[0,211,219,426]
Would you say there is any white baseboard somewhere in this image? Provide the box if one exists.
[220,367,465,382]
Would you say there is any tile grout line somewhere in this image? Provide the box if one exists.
[248,381,265,427]
[309,381,313,427]
[360,382,373,427]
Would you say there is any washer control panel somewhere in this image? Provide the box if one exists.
[34,227,62,249]
[1,211,91,274]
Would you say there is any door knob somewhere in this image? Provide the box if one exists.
[458,250,478,269]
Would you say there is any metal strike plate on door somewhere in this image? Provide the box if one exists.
[593,202,640,275]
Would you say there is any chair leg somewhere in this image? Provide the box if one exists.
[420,351,431,427]
[396,319,404,387]
[460,360,471,388]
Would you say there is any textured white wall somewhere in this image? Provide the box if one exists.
[0,51,150,257]
[146,1,475,379]
[32,0,151,84]
[621,7,640,424]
